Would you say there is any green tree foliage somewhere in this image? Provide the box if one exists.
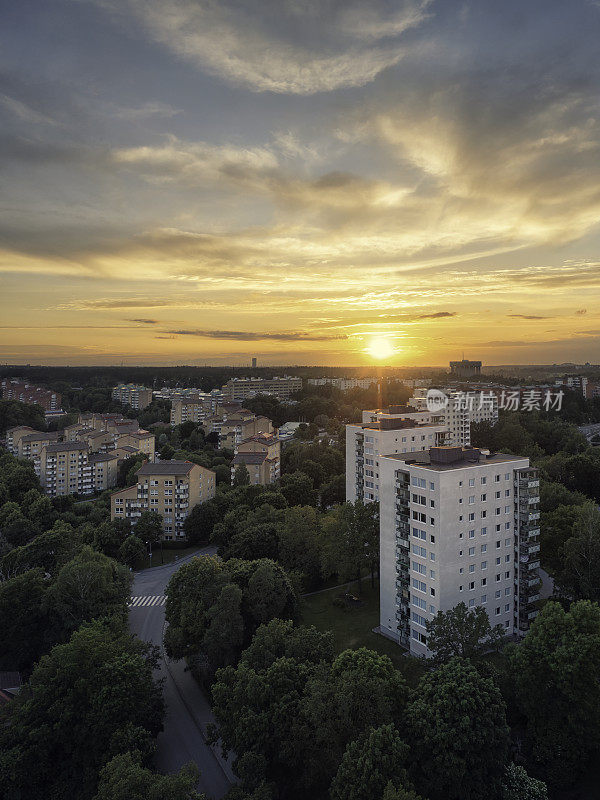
[0,619,164,800]
[233,463,251,487]
[0,567,48,672]
[0,399,45,435]
[44,546,131,640]
[119,534,147,568]
[330,724,412,800]
[303,648,409,791]
[239,619,334,671]
[277,506,322,590]
[508,600,600,786]
[501,764,548,800]
[134,510,163,545]
[94,752,204,800]
[203,583,245,669]
[118,454,147,488]
[279,471,318,507]
[540,502,586,576]
[321,501,379,590]
[425,602,506,664]
[381,783,426,800]
[555,503,600,601]
[320,474,346,509]
[212,641,407,800]
[164,555,298,676]
[406,658,510,800]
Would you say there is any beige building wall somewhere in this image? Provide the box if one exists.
[110,461,216,541]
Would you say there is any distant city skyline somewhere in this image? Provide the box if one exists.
[2,0,600,366]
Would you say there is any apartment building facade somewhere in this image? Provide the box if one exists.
[111,384,153,409]
[346,418,449,504]
[220,415,273,449]
[377,446,540,657]
[7,412,155,496]
[110,461,216,541]
[307,377,377,391]
[221,376,302,401]
[40,442,94,497]
[1,378,62,412]
[170,396,214,426]
[231,434,281,485]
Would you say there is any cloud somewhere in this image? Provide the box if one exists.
[111,101,181,120]
[93,0,431,94]
[166,329,347,341]
[508,314,550,320]
[126,318,159,324]
[417,311,456,319]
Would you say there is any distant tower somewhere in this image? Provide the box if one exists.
[252,357,257,368]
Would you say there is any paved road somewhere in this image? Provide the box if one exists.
[129,548,235,799]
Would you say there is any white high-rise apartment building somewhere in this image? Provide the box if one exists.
[346,418,449,503]
[407,390,499,447]
[377,446,540,657]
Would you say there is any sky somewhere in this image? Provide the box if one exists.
[1,0,600,367]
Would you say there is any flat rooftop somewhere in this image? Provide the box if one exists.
[382,446,527,471]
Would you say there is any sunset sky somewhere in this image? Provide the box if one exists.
[2,0,600,366]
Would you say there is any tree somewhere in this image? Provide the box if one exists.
[320,474,346,509]
[321,501,379,591]
[246,560,296,624]
[508,600,600,786]
[279,471,317,507]
[0,399,45,435]
[277,506,322,590]
[406,658,509,800]
[134,511,163,545]
[160,444,175,460]
[303,648,409,792]
[233,464,251,487]
[0,568,48,672]
[330,724,412,800]
[203,583,245,672]
[119,535,147,568]
[211,655,314,796]
[501,764,548,800]
[0,619,163,800]
[94,752,204,800]
[381,783,425,800]
[44,546,131,640]
[239,619,333,671]
[164,556,298,672]
[556,503,600,601]
[425,602,506,664]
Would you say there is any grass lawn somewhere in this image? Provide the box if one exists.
[301,579,425,687]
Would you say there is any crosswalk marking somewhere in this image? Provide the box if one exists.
[128,595,166,608]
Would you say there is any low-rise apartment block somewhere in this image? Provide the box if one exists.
[346,417,449,503]
[170,396,214,426]
[221,376,302,401]
[376,445,540,657]
[110,461,216,541]
[307,377,377,391]
[1,378,62,412]
[231,433,281,485]
[6,412,155,496]
[220,414,273,449]
[111,384,153,409]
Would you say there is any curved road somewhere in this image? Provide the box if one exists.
[129,548,235,799]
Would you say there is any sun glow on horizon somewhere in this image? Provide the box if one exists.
[366,335,396,361]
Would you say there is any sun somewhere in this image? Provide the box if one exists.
[366,336,395,361]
